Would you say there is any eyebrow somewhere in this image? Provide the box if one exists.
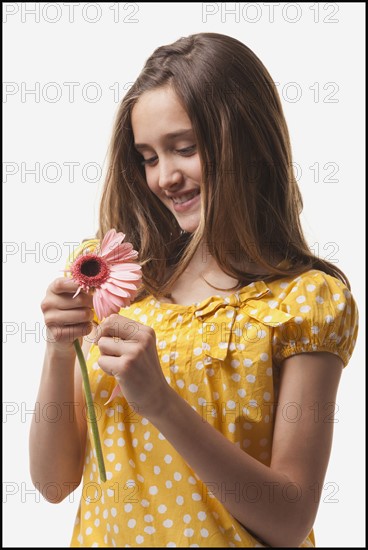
[134,128,194,150]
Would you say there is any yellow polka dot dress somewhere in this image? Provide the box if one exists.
[70,268,358,547]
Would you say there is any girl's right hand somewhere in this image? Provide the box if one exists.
[41,278,95,354]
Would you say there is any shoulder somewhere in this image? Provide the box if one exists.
[268,269,359,369]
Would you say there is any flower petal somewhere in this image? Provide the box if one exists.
[100,230,126,259]
[100,282,128,297]
[104,383,123,405]
[109,279,140,291]
[110,262,142,272]
[108,269,142,281]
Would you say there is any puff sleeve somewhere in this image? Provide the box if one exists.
[272,270,359,368]
[64,237,101,325]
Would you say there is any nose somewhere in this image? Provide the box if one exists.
[158,157,184,191]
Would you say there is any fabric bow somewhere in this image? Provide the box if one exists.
[194,280,295,361]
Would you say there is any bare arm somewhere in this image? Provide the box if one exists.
[29,278,96,503]
[148,351,343,547]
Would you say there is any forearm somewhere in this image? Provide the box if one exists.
[149,388,313,547]
[29,346,85,501]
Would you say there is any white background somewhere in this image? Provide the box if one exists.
[3,2,365,547]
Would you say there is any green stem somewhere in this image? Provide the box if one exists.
[74,339,106,483]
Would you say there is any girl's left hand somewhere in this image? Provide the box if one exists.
[94,314,172,419]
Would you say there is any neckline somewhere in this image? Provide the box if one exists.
[148,279,272,312]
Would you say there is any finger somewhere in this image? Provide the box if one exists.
[51,278,81,295]
[97,336,127,357]
[97,355,125,376]
[94,314,142,343]
[46,322,93,343]
[45,307,94,326]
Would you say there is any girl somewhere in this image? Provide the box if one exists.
[30,33,359,547]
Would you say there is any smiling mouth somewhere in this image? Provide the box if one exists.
[171,190,200,204]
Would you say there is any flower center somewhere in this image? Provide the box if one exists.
[80,259,101,277]
[71,253,110,291]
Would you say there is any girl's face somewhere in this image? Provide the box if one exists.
[131,86,202,233]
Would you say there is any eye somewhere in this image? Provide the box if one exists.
[140,155,158,167]
[176,145,196,155]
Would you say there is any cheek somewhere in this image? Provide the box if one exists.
[144,171,158,194]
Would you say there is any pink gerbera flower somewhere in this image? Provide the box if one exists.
[67,229,142,321]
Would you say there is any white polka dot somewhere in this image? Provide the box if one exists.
[139,453,147,462]
[260,352,269,362]
[164,455,173,464]
[158,504,167,514]
[246,374,256,383]
[174,472,182,481]
[149,486,158,495]
[106,426,115,434]
[104,439,113,447]
[325,315,334,323]
[103,509,108,519]
[184,528,194,537]
[296,295,306,303]
[188,384,198,393]
[141,500,149,508]
[165,480,173,489]
[154,466,161,475]
[176,495,184,505]
[163,519,174,528]
[94,519,100,527]
[117,438,125,447]
[201,528,209,538]
[124,503,132,513]
[337,302,346,311]
[243,358,253,367]
[107,453,115,462]
[193,347,202,356]
[144,443,153,451]
[183,514,191,524]
[263,315,272,322]
[192,493,201,501]
[300,305,311,313]
[188,476,197,485]
[231,373,241,382]
[306,284,316,292]
[85,527,92,536]
[144,514,153,522]
[139,314,148,323]
[197,511,207,521]
[226,400,236,409]
[266,367,272,376]
[136,535,144,544]
[176,380,185,389]
[228,423,236,433]
[237,388,246,397]
[263,392,271,401]
[258,330,267,338]
[128,519,136,528]
[316,296,324,304]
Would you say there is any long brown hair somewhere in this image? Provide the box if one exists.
[98,32,351,301]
